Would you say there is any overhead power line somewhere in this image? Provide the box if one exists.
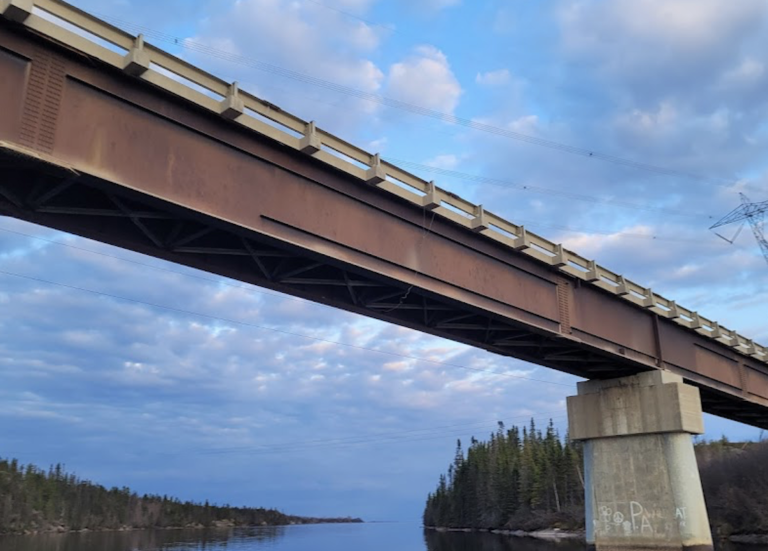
[182,413,569,458]
[1,221,723,338]
[214,76,719,221]
[194,417,571,457]
[85,12,751,193]
[0,224,308,305]
[0,267,573,388]
[386,157,714,220]
[0,210,730,308]
[512,218,724,245]
[303,0,396,33]
[16,409,569,458]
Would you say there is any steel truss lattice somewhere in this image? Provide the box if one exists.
[710,193,768,266]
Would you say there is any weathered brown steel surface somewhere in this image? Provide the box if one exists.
[0,22,767,428]
[0,48,27,143]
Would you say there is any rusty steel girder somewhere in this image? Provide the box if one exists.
[0,21,767,429]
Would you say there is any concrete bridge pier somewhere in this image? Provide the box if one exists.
[567,371,713,551]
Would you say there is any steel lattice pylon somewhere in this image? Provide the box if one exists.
[710,193,768,265]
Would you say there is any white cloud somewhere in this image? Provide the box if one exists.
[387,45,462,114]
[223,0,382,80]
[424,153,459,170]
[184,0,386,132]
[507,114,539,134]
[367,136,388,151]
[670,263,701,280]
[613,101,678,140]
[476,69,511,87]
[721,58,766,88]
[413,0,461,10]
[560,224,655,259]
[470,113,540,136]
[559,0,766,57]
[325,0,377,11]
[557,0,768,92]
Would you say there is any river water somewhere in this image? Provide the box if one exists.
[0,523,765,551]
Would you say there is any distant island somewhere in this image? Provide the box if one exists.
[423,419,768,541]
[0,458,362,535]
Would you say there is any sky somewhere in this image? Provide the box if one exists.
[2,0,768,522]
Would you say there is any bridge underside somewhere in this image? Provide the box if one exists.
[2,146,767,429]
[1,145,637,375]
[0,19,767,430]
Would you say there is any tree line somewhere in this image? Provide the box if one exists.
[423,420,584,531]
[699,436,768,537]
[0,458,361,535]
[423,420,768,536]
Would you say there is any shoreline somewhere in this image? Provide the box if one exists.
[0,518,364,537]
[424,525,585,541]
[424,526,768,544]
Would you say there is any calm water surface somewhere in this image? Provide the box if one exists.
[0,523,765,551]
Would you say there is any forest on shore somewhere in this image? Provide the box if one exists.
[0,458,361,535]
[423,419,768,537]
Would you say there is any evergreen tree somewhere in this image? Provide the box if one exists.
[424,419,585,531]
[424,423,768,535]
[0,458,361,535]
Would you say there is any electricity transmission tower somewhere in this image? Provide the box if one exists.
[710,193,768,265]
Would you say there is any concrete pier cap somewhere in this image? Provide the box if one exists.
[567,371,713,551]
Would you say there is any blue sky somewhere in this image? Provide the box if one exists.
[2,0,768,522]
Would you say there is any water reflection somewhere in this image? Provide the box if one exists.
[423,529,768,551]
[424,530,583,551]
[0,525,284,551]
[2,524,767,551]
